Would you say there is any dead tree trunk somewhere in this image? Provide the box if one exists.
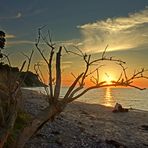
[54,46,62,100]
[16,45,63,148]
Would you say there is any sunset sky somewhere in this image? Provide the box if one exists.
[0,0,148,87]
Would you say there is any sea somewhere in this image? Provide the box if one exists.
[24,87,148,111]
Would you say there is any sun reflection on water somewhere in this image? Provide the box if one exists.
[103,87,115,107]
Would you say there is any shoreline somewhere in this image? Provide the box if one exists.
[21,88,148,147]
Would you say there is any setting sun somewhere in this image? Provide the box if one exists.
[102,73,116,84]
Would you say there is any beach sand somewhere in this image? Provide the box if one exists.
[21,88,148,148]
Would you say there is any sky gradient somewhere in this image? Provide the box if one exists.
[0,0,148,87]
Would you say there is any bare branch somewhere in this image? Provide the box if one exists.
[117,72,123,82]
[48,30,56,47]
[67,86,84,99]
[102,44,108,59]
[35,28,49,65]
[34,63,51,103]
[63,73,84,102]
[72,45,85,57]
[97,69,99,83]
[13,50,34,94]
[2,54,11,67]
[67,80,145,103]
[71,73,81,86]
[19,61,26,72]
[127,68,148,83]
[90,77,97,85]
[118,63,128,82]
[63,46,83,57]
[34,63,46,83]
[40,32,55,49]
[86,65,104,77]
[128,84,146,90]
[89,57,125,65]
[35,27,55,99]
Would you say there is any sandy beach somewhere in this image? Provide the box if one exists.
[21,88,148,148]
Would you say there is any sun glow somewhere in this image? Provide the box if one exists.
[102,73,116,84]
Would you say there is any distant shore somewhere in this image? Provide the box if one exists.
[21,88,148,148]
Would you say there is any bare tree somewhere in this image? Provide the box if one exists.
[15,28,148,148]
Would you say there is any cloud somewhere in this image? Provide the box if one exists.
[6,34,16,39]
[6,40,34,46]
[78,7,148,53]
[62,61,73,64]
[62,64,71,70]
[62,61,73,70]
[57,39,83,47]
[0,12,22,20]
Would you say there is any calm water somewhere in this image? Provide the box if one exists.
[24,87,148,111]
[76,87,148,111]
